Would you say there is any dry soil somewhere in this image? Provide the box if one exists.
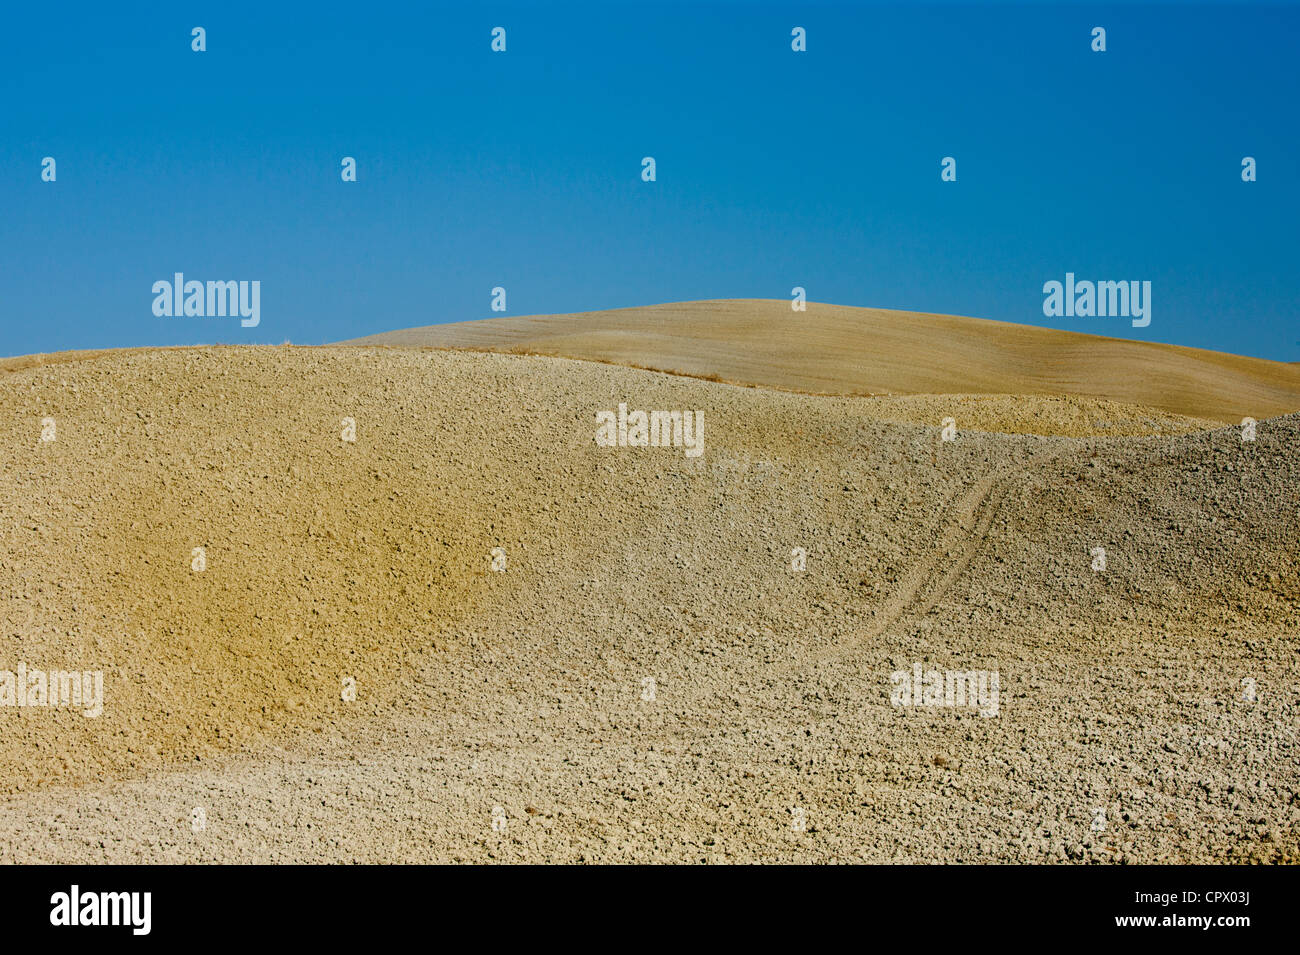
[0,336,1296,863]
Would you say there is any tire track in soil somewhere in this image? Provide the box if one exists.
[678,448,1063,707]
[805,450,1063,672]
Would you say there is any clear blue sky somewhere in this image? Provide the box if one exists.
[2,1,1296,359]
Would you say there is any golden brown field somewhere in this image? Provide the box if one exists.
[2,303,1297,862]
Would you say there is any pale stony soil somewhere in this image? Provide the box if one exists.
[832,393,1219,438]
[0,346,1296,863]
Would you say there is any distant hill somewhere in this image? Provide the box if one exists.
[339,299,1300,423]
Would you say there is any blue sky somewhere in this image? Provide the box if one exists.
[2,1,1296,359]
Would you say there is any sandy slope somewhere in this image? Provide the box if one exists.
[341,300,1300,425]
[0,345,1296,863]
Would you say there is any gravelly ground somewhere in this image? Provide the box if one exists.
[0,347,1295,863]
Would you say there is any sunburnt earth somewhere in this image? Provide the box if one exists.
[0,345,1296,863]
[341,299,1300,425]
